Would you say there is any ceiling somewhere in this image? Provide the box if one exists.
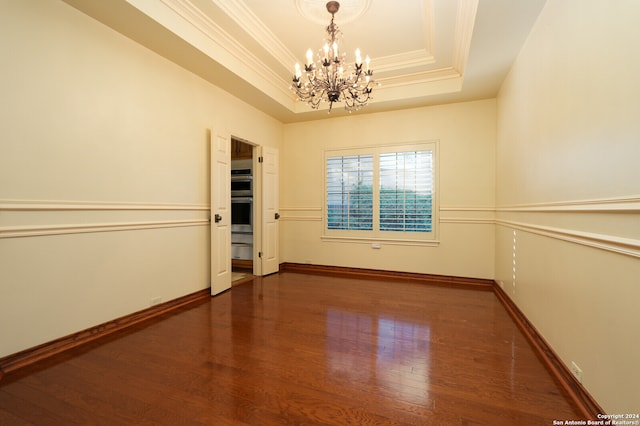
[62,0,547,123]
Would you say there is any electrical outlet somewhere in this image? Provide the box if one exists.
[371,243,381,249]
[570,361,583,383]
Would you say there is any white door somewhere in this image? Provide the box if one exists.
[260,146,279,275]
[211,133,231,295]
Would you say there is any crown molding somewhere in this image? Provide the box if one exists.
[211,0,298,71]
[377,67,461,88]
[157,0,293,100]
[422,0,435,56]
[452,0,479,75]
[153,0,479,114]
[197,0,476,88]
[377,0,477,77]
[373,49,436,74]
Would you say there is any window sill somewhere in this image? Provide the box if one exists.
[320,235,440,247]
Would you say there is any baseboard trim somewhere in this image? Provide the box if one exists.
[279,262,494,290]
[492,283,604,419]
[0,288,210,380]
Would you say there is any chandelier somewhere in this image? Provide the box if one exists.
[291,1,377,113]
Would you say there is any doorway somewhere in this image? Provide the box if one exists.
[210,133,279,295]
[230,137,255,284]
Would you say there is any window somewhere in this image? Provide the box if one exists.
[326,154,373,230]
[379,151,433,233]
[324,142,437,244]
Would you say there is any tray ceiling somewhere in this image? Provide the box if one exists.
[63,0,547,122]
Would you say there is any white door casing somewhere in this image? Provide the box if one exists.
[211,133,231,295]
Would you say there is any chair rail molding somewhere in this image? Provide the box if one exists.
[496,219,640,259]
[495,195,640,213]
[0,199,210,239]
[0,219,210,239]
[279,206,322,222]
[0,199,209,211]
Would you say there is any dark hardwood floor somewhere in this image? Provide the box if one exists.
[0,272,582,425]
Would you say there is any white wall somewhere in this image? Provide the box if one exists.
[0,0,282,357]
[495,0,640,413]
[281,100,496,279]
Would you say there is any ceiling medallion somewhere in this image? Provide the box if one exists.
[294,0,371,25]
[291,1,378,113]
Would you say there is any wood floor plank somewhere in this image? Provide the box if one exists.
[0,406,31,426]
[0,271,584,425]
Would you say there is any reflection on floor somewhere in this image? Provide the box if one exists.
[232,259,253,286]
[231,272,247,282]
[231,268,254,286]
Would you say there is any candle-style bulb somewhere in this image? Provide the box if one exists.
[295,63,301,78]
[365,55,371,70]
[355,48,362,65]
[306,49,313,66]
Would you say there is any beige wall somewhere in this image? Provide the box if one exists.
[495,0,640,413]
[281,100,496,279]
[0,0,282,357]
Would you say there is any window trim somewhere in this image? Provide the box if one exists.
[322,141,439,246]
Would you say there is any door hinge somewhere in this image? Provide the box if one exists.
[258,156,264,163]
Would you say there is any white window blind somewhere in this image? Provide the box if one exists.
[326,154,374,230]
[379,151,433,232]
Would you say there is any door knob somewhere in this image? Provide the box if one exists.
[214,214,222,223]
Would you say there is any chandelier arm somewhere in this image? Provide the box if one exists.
[313,88,327,109]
